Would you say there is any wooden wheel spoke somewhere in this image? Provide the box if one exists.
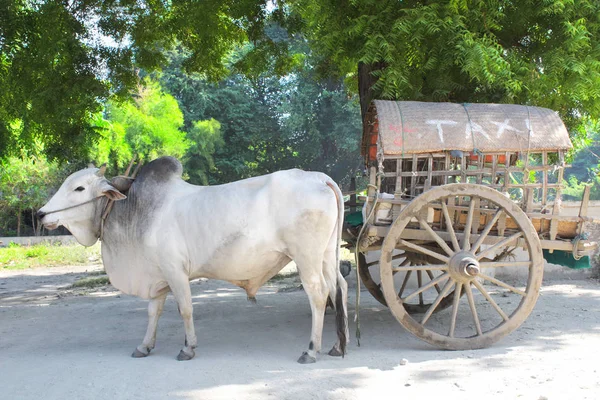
[398,270,412,298]
[393,264,447,272]
[366,253,405,267]
[472,280,509,322]
[426,269,442,293]
[417,271,424,305]
[478,273,527,296]
[461,200,476,251]
[418,218,454,256]
[441,202,460,252]
[398,240,449,263]
[479,261,532,268]
[421,279,454,325]
[476,232,523,261]
[448,282,462,338]
[465,282,482,335]
[402,273,449,303]
[471,209,503,254]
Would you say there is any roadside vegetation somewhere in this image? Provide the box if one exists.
[68,275,110,289]
[0,242,101,270]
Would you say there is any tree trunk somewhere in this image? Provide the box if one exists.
[31,208,36,237]
[358,61,387,159]
[16,209,21,237]
[357,61,387,123]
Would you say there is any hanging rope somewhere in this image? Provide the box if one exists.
[572,232,589,260]
[354,135,385,346]
[463,103,480,156]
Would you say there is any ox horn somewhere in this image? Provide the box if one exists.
[110,176,134,192]
[96,163,107,177]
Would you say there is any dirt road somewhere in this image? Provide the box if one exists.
[1,266,599,400]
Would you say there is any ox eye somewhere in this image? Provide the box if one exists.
[75,186,85,192]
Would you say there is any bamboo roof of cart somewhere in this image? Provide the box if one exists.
[365,101,573,157]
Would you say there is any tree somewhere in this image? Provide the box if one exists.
[184,119,223,185]
[91,79,192,173]
[279,70,362,186]
[91,77,223,181]
[159,45,362,186]
[5,0,600,162]
[0,152,66,236]
[291,0,600,137]
[0,0,276,158]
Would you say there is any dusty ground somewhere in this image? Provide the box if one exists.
[1,265,600,400]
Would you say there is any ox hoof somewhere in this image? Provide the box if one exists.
[177,349,195,361]
[328,346,344,357]
[297,352,316,364]
[131,346,151,358]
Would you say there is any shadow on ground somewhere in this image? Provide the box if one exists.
[1,269,599,399]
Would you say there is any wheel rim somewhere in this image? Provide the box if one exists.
[380,183,544,350]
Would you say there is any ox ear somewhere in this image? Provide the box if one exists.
[99,181,127,201]
[110,176,134,193]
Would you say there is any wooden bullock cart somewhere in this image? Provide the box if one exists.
[349,101,598,350]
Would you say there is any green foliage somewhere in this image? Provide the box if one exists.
[159,46,362,186]
[292,0,600,135]
[68,275,110,289]
[0,242,101,270]
[0,1,129,159]
[184,119,224,185]
[279,71,363,185]
[4,0,600,160]
[0,151,69,236]
[90,77,223,180]
[91,78,190,172]
[563,121,600,200]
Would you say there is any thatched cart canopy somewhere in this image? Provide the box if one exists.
[363,101,573,162]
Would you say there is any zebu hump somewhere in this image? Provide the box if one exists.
[135,156,183,187]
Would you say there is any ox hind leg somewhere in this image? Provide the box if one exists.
[295,254,329,364]
[132,292,167,358]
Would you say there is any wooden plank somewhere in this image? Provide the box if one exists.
[503,151,510,193]
[542,152,548,207]
[491,154,498,186]
[365,225,590,252]
[579,184,591,235]
[410,154,418,198]
[550,150,565,241]
[425,154,433,191]
[393,159,403,220]
[445,153,451,185]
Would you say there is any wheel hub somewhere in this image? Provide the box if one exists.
[448,251,480,283]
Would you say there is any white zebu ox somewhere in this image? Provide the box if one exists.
[38,157,348,363]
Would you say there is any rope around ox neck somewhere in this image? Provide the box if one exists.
[41,196,104,216]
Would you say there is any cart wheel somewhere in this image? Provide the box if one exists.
[380,183,543,350]
[358,251,458,314]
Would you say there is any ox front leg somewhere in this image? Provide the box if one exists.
[168,275,197,361]
[298,273,328,364]
[132,293,167,358]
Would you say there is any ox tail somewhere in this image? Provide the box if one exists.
[326,180,348,357]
